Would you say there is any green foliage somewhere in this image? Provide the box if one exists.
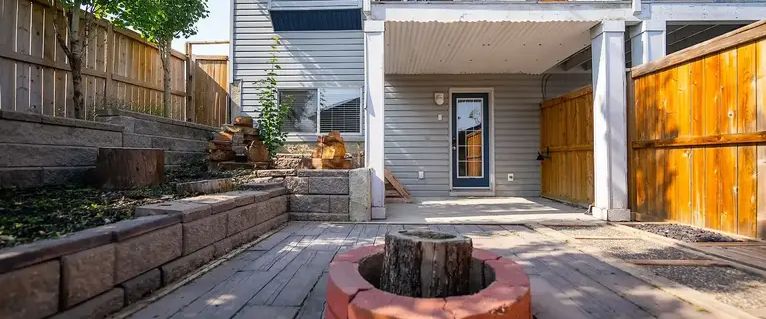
[256,36,293,158]
[111,0,209,48]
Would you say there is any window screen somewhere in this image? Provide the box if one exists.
[319,88,362,133]
[280,89,318,133]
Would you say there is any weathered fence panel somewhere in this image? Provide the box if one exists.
[540,86,594,207]
[0,0,220,123]
[192,56,229,127]
[630,21,766,239]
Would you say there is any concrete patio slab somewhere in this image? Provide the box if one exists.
[384,197,599,224]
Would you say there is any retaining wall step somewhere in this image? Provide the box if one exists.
[289,212,350,222]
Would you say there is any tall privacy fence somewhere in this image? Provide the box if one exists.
[629,21,766,239]
[0,0,229,127]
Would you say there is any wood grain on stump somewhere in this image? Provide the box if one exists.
[380,230,472,298]
[96,147,164,189]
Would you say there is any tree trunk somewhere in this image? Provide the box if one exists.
[379,230,472,298]
[160,44,172,118]
[68,8,85,119]
[70,53,85,119]
[95,148,165,189]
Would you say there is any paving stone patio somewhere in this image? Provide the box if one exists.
[122,221,742,319]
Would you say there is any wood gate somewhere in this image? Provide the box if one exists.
[540,86,594,207]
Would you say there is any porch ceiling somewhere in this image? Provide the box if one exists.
[385,21,598,75]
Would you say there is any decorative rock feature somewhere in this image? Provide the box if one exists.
[326,246,531,319]
[0,187,290,319]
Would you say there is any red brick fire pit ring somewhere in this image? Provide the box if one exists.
[325,245,531,319]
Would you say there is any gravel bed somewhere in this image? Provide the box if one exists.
[576,239,706,260]
[628,223,741,243]
[648,266,766,315]
[548,225,631,238]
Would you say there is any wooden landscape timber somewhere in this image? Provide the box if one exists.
[629,20,766,239]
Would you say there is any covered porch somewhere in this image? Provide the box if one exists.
[364,18,633,221]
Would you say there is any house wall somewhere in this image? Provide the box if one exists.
[231,0,365,118]
[384,73,590,197]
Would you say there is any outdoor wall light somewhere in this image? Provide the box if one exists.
[434,92,446,106]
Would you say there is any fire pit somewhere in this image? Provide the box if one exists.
[326,231,531,319]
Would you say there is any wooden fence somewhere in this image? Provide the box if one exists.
[191,56,229,127]
[0,0,228,126]
[630,21,766,238]
[540,86,594,207]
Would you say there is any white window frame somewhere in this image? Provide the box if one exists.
[455,97,485,180]
[278,87,364,142]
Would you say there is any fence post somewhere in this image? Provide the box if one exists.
[104,24,115,107]
[185,42,195,123]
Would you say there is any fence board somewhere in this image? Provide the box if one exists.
[540,86,594,207]
[630,21,766,239]
[0,0,229,124]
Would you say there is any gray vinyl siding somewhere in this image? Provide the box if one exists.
[231,0,364,117]
[384,74,590,198]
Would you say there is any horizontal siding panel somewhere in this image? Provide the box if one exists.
[232,0,364,118]
[385,74,589,198]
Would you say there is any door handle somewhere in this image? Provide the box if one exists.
[452,138,457,151]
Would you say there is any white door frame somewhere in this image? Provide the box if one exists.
[448,87,496,195]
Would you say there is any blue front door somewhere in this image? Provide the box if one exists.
[451,93,490,188]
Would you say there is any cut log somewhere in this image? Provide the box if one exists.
[380,230,472,298]
[247,139,269,163]
[95,148,164,189]
[233,116,253,127]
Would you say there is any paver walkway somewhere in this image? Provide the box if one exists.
[128,221,722,319]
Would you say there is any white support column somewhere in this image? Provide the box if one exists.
[364,20,386,219]
[629,20,666,67]
[591,20,630,221]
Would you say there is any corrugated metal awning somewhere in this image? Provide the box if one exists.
[385,21,598,75]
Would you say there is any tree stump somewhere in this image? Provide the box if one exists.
[96,148,164,189]
[379,230,472,298]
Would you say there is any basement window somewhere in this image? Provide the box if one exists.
[279,88,362,135]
